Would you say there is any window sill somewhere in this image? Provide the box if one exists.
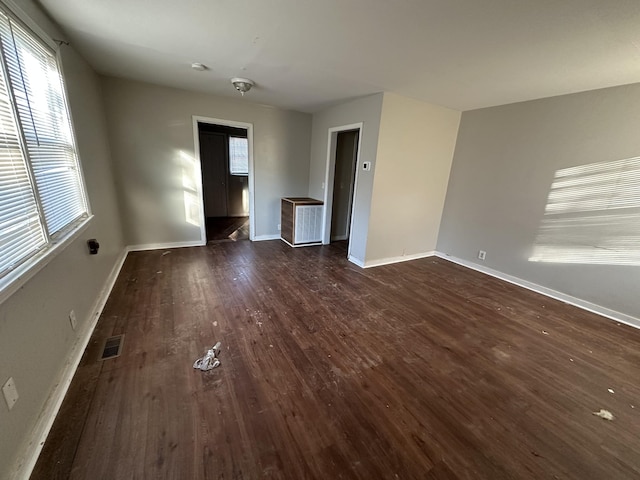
[0,215,94,306]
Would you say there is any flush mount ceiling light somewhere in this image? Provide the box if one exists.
[191,62,207,71]
[230,77,255,96]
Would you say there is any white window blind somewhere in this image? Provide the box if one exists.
[0,50,45,276]
[0,9,87,281]
[229,136,248,175]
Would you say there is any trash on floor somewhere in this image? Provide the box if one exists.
[592,409,614,421]
[193,341,222,371]
[162,251,171,256]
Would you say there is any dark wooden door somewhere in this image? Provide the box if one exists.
[226,175,248,216]
[199,132,228,217]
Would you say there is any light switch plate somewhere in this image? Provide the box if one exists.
[2,377,19,410]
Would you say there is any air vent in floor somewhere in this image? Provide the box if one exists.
[100,334,124,360]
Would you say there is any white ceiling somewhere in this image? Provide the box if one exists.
[39,0,640,113]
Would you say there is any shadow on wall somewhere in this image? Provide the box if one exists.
[179,150,201,227]
[529,156,640,265]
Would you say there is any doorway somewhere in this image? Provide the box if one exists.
[330,130,359,241]
[194,118,254,243]
[322,123,362,257]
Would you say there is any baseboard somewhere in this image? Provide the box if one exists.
[126,240,204,252]
[331,234,348,241]
[280,239,323,248]
[436,252,640,330]
[348,255,365,268]
[252,234,281,242]
[12,248,128,480]
[363,251,436,268]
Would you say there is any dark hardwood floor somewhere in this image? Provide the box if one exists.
[32,241,640,479]
[206,216,249,243]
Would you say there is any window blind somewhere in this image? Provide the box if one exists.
[229,136,248,175]
[0,9,87,281]
[0,15,87,236]
[0,47,45,276]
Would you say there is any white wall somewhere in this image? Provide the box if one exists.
[309,94,384,264]
[438,83,640,322]
[101,77,312,246]
[365,93,460,264]
[0,1,125,477]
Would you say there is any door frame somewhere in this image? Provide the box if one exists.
[192,116,255,242]
[321,122,363,257]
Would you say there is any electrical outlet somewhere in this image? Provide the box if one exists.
[2,377,19,411]
[277,223,281,231]
[69,310,77,330]
[478,250,487,260]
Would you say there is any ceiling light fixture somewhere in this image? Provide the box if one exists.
[230,77,255,96]
[191,62,207,71]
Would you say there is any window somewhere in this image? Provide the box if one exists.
[0,9,88,283]
[228,136,248,175]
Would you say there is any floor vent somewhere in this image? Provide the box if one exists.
[100,334,124,360]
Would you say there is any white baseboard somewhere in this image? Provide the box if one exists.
[126,240,204,252]
[252,234,280,242]
[281,239,323,248]
[348,255,365,268]
[12,248,128,480]
[363,251,436,268]
[436,252,640,330]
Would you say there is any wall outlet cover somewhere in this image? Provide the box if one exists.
[2,377,19,410]
[478,250,487,260]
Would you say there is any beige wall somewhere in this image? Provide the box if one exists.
[0,1,125,477]
[101,77,312,246]
[366,93,460,264]
[309,94,384,263]
[438,83,640,323]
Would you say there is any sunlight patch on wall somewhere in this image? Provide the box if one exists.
[242,184,249,213]
[178,150,201,227]
[529,156,640,265]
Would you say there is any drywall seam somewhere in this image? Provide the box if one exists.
[436,252,640,330]
[12,247,128,480]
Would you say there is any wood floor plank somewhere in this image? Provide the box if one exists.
[32,241,640,479]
